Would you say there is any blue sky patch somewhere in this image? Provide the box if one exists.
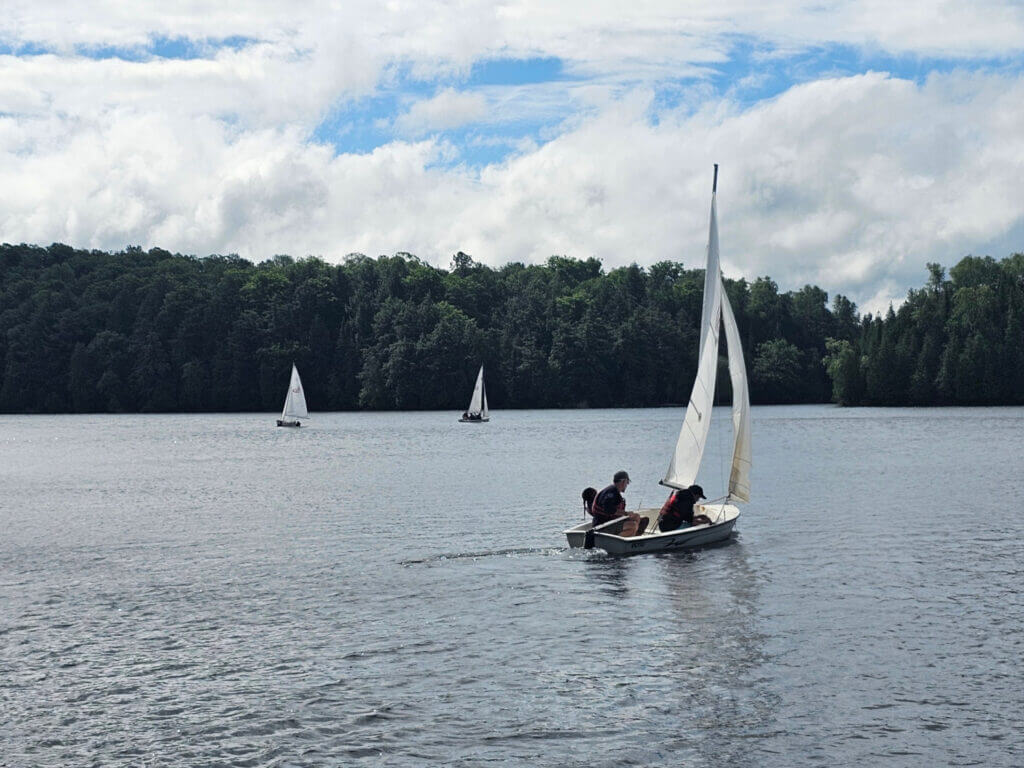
[466,56,565,87]
[313,56,575,167]
[713,38,1024,107]
[0,34,257,62]
[0,41,51,56]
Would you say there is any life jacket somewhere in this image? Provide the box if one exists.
[659,491,691,528]
[658,491,712,530]
[592,486,626,524]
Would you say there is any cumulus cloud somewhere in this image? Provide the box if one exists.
[5,68,1022,314]
[2,2,1024,311]
[5,2,1024,76]
[0,42,380,128]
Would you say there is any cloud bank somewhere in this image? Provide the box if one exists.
[2,1,1024,312]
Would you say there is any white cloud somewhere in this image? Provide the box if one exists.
[393,88,489,136]
[4,2,1024,75]
[0,41,379,128]
[2,3,1024,310]
[5,69,1022,313]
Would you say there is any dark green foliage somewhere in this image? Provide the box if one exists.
[752,339,804,403]
[823,339,864,405]
[1,242,1021,412]
[822,254,1024,406]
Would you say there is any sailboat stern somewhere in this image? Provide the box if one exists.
[563,520,593,548]
[564,515,632,548]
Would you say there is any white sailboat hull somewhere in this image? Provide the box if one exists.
[564,505,740,555]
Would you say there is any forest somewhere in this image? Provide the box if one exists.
[1,243,1021,413]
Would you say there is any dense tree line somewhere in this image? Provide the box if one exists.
[0,243,1020,413]
[824,256,1024,405]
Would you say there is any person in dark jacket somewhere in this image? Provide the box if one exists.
[592,471,648,536]
[658,484,710,532]
[592,471,628,524]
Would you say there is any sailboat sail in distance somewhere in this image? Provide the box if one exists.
[459,365,489,422]
[277,364,309,427]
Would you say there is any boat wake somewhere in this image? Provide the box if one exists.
[400,547,563,565]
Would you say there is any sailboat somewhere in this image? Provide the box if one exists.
[564,165,752,555]
[276,364,309,427]
[459,365,489,422]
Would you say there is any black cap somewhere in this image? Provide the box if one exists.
[613,470,630,483]
[688,484,705,499]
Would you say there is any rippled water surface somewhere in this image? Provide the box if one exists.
[1,406,1022,766]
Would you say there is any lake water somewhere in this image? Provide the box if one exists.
[1,406,1022,767]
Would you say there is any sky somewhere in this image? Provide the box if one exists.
[2,2,1024,313]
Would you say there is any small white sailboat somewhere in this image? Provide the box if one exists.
[459,365,489,423]
[565,165,752,555]
[277,364,309,427]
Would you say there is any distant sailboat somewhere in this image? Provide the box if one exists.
[459,365,489,423]
[565,165,751,554]
[277,364,309,427]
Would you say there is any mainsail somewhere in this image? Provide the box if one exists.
[467,365,486,416]
[663,178,723,491]
[281,364,309,420]
[662,166,751,502]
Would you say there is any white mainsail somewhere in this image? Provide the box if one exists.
[663,166,751,502]
[467,365,486,416]
[663,184,723,491]
[281,364,309,420]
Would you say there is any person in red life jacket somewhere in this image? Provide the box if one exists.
[658,484,712,532]
[592,471,649,537]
